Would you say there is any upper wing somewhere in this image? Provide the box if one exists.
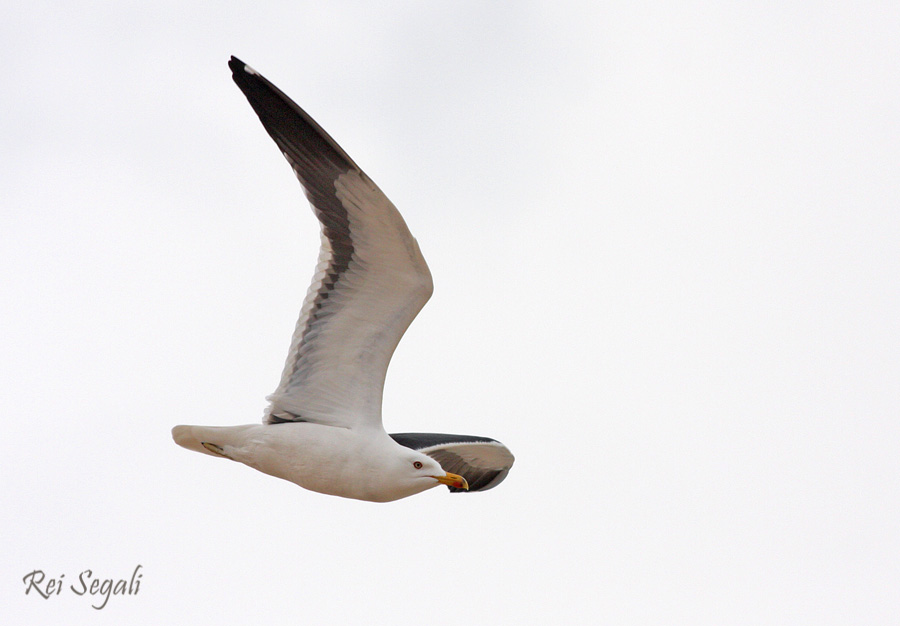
[390,433,515,492]
[229,57,433,429]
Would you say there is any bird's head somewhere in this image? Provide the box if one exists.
[385,450,468,499]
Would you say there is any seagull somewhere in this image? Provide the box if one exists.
[172,57,514,502]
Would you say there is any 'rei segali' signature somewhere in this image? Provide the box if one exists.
[23,565,142,610]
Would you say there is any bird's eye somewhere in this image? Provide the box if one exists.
[413,461,423,469]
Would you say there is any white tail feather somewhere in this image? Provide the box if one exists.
[171,424,258,458]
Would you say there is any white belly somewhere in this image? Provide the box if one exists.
[202,422,423,502]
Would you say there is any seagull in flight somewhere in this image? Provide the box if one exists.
[172,57,514,502]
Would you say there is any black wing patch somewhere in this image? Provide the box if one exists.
[390,433,515,493]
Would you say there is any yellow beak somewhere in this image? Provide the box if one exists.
[435,472,469,490]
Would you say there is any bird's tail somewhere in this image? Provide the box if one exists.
[171,424,258,458]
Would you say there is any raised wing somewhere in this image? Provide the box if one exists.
[229,57,433,429]
[390,433,515,492]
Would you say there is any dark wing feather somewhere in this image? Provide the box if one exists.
[390,433,515,492]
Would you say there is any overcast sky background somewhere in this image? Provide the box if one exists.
[3,1,899,624]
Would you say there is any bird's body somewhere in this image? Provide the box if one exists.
[172,57,513,502]
[173,423,446,502]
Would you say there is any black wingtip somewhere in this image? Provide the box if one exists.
[228,56,250,90]
[228,56,255,84]
[225,56,361,173]
[228,55,244,72]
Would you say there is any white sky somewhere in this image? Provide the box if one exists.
[3,1,899,624]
